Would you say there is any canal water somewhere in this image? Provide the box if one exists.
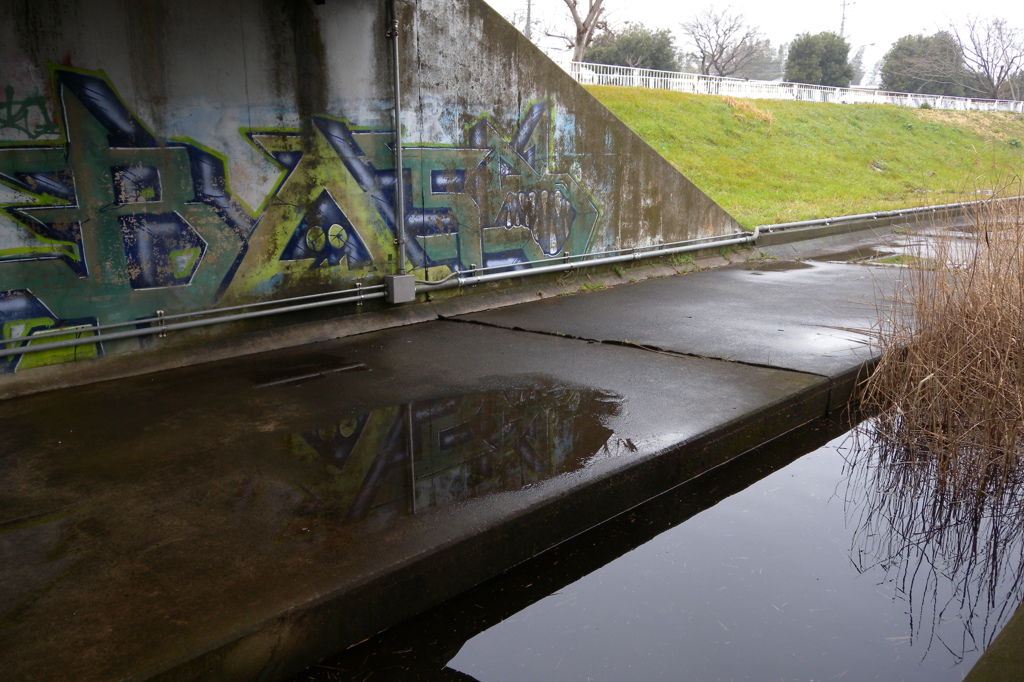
[292,416,1024,681]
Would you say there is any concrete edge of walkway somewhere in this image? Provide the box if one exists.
[141,373,840,682]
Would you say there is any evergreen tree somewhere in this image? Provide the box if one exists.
[584,24,680,71]
[880,33,966,96]
[784,32,854,87]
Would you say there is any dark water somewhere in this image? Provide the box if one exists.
[293,416,1024,681]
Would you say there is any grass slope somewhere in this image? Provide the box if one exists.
[586,85,1024,228]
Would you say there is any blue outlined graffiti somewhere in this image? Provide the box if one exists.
[0,289,99,372]
[0,66,602,371]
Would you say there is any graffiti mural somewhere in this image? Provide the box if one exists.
[0,289,98,372]
[0,69,252,370]
[286,382,623,532]
[0,85,59,141]
[0,67,600,372]
[226,103,599,299]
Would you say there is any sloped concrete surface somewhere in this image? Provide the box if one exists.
[965,602,1024,682]
[0,257,899,681]
[456,261,892,376]
[456,260,901,408]
[1,321,827,681]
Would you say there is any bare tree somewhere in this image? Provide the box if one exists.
[680,8,764,77]
[546,0,606,63]
[952,17,1024,100]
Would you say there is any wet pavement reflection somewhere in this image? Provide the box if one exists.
[789,224,980,267]
[0,377,622,562]
[288,383,621,530]
[0,360,626,679]
[292,413,1024,681]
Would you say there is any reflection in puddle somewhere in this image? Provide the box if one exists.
[812,245,906,263]
[288,382,622,530]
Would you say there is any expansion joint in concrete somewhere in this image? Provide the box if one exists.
[439,316,837,384]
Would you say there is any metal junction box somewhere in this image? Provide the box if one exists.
[384,274,416,303]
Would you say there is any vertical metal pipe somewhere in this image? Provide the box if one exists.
[388,0,408,275]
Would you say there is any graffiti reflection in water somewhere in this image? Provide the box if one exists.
[288,382,624,531]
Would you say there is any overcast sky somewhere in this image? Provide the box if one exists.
[483,0,1024,85]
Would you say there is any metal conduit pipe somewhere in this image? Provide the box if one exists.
[2,231,753,358]
[0,284,386,347]
[16,193,1016,360]
[0,291,387,360]
[2,230,754,358]
[388,0,408,275]
[572,236,747,260]
[413,232,754,286]
[752,195,1023,238]
[415,234,755,292]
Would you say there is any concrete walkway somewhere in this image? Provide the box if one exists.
[1,231,909,680]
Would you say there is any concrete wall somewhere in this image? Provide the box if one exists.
[0,0,741,389]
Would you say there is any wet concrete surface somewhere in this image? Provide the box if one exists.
[765,221,977,266]
[456,260,901,409]
[0,225,930,681]
[0,319,829,681]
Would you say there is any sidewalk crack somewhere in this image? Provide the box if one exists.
[440,317,830,380]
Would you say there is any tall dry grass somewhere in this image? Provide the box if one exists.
[848,198,1024,655]
[862,197,1024,498]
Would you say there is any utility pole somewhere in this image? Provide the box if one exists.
[525,0,533,41]
[840,0,854,38]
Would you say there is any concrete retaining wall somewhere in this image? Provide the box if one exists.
[0,0,740,390]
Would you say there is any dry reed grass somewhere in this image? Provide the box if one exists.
[862,197,1024,496]
[721,96,774,125]
[911,108,1024,139]
[847,197,1024,655]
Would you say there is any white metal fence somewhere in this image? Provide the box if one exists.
[567,62,1024,113]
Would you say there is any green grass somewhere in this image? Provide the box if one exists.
[870,254,930,267]
[586,85,1024,228]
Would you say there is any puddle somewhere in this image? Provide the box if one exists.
[294,416,1024,681]
[807,245,904,263]
[805,229,980,266]
[288,381,623,529]
[0,373,626,650]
